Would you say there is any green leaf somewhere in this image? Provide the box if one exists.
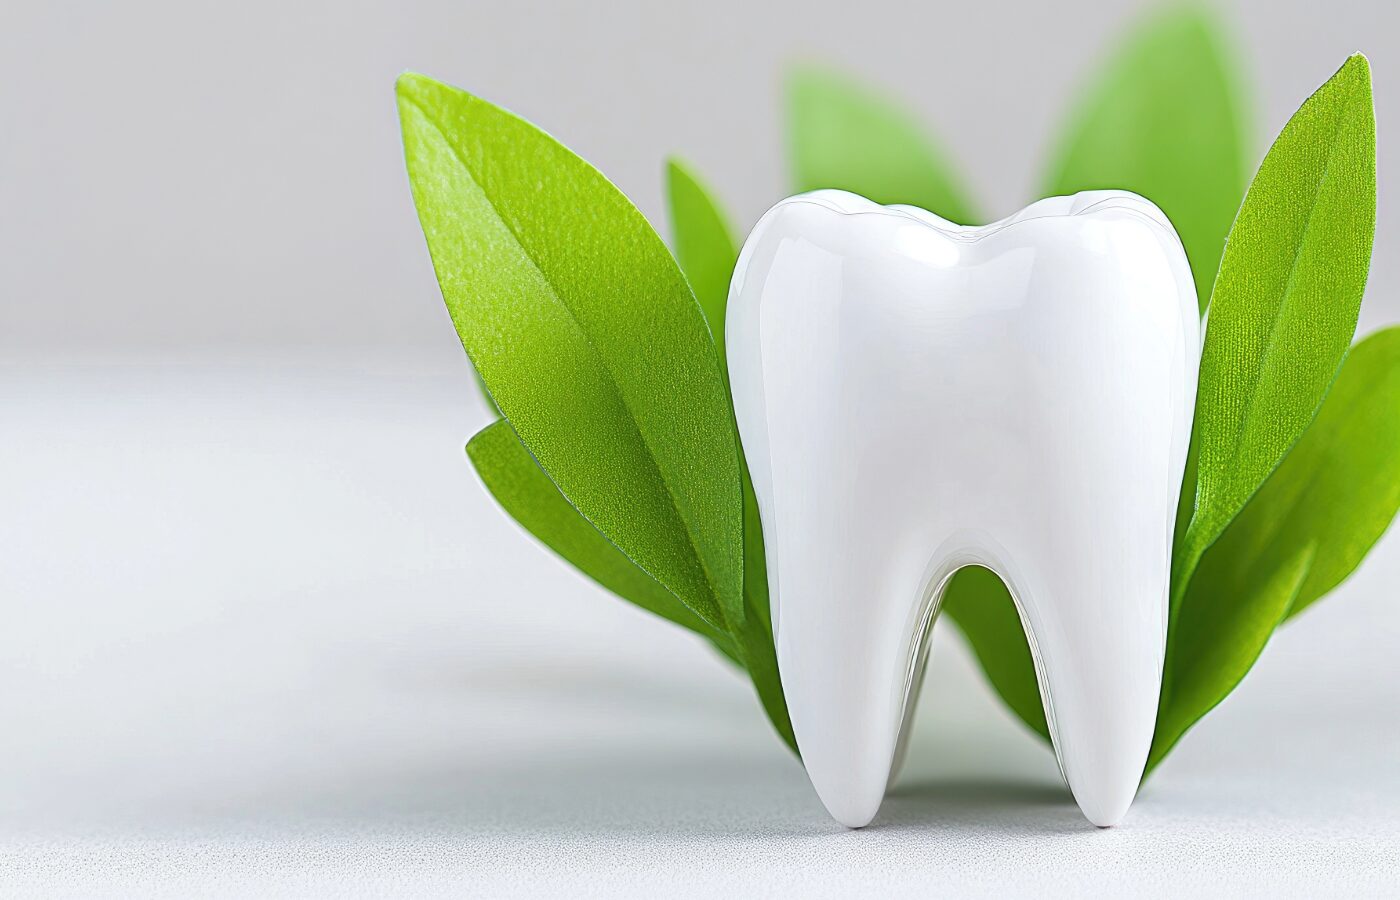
[665,157,738,365]
[786,65,976,224]
[469,420,795,748]
[398,75,795,751]
[1150,542,1314,773]
[730,589,794,752]
[1279,328,1400,619]
[941,568,1049,741]
[739,470,771,629]
[662,160,784,722]
[1044,6,1249,310]
[661,158,773,630]
[1174,54,1375,605]
[397,73,743,633]
[1151,326,1400,770]
[466,419,737,660]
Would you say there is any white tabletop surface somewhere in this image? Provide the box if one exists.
[4,361,1398,897]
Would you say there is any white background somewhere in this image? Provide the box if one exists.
[4,0,1399,895]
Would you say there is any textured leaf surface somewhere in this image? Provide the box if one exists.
[787,66,975,224]
[1175,54,1375,605]
[1152,327,1400,770]
[1045,7,1248,309]
[663,158,773,630]
[665,158,738,365]
[397,73,744,631]
[662,160,785,728]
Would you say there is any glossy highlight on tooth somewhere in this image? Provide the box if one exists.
[727,190,1200,829]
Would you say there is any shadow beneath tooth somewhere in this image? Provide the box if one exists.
[872,777,1086,834]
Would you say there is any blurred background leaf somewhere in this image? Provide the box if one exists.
[1043,5,1249,311]
[786,65,976,224]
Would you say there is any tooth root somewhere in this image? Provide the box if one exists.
[771,531,915,828]
[1008,555,1167,827]
[729,190,1198,829]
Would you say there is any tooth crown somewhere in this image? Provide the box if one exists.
[727,190,1199,828]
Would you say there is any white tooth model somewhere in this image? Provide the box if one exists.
[727,190,1199,829]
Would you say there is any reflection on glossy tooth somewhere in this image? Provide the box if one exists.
[727,190,1198,828]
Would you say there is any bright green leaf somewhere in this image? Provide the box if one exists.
[786,65,976,224]
[1151,326,1400,770]
[665,157,738,364]
[1214,327,1400,625]
[661,158,775,635]
[1174,54,1376,606]
[662,159,773,631]
[397,73,744,632]
[466,419,737,661]
[469,421,795,748]
[661,161,785,723]
[1044,6,1248,310]
[1278,327,1400,618]
[941,567,1050,741]
[398,76,794,751]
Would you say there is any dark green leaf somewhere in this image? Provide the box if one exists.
[786,65,975,224]
[1044,7,1248,310]
[740,470,771,629]
[1174,54,1375,606]
[731,590,794,752]
[397,73,744,632]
